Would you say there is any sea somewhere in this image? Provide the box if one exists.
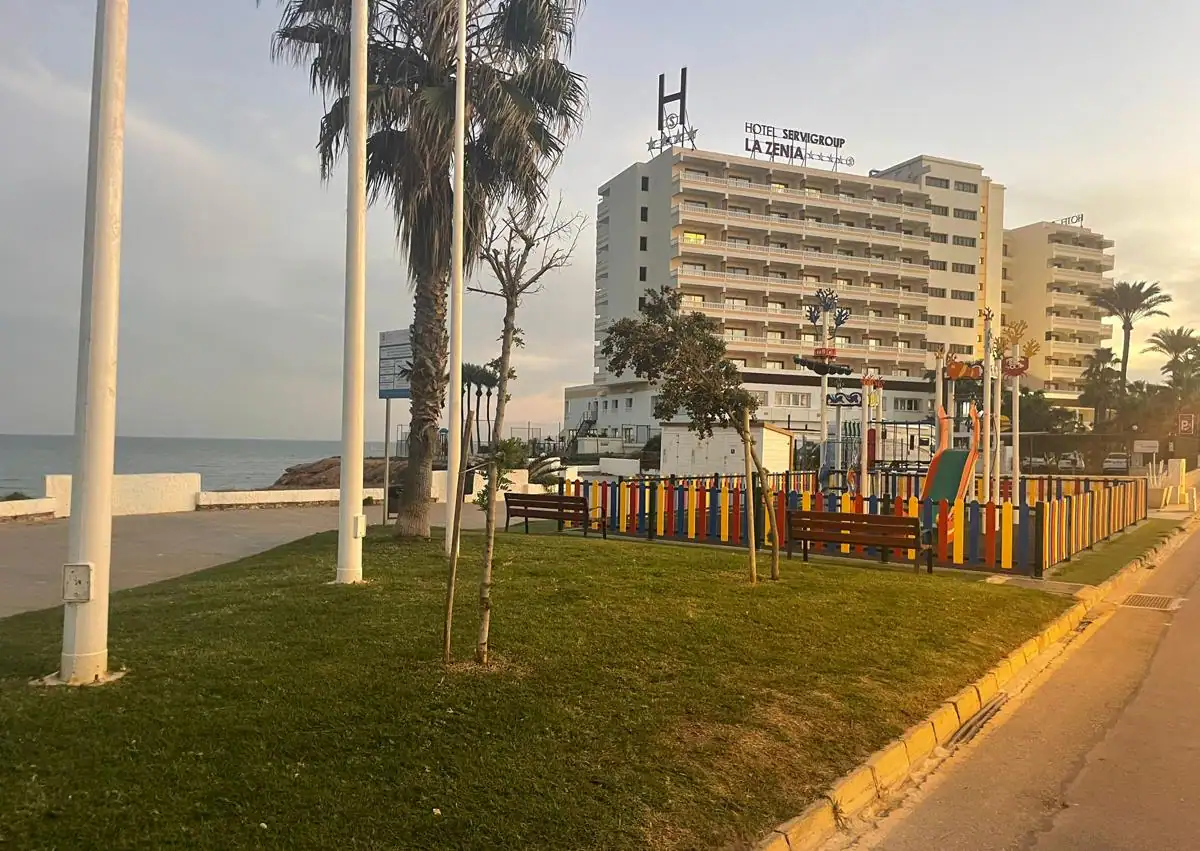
[0,434,385,496]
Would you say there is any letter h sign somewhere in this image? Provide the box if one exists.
[658,68,688,134]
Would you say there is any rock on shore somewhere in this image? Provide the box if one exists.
[269,457,406,490]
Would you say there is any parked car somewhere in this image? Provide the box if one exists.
[1102,452,1130,474]
[1025,455,1049,472]
[1057,452,1085,472]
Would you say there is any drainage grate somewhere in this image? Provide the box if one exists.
[1120,594,1184,612]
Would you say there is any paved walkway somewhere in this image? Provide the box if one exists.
[846,524,1200,851]
[0,504,485,619]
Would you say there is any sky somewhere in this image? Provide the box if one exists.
[2,0,1198,441]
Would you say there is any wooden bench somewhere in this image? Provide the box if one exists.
[786,509,933,574]
[505,493,607,538]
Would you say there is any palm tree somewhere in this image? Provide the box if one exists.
[1079,347,1121,425]
[269,0,587,537]
[1088,280,1172,390]
[1143,327,1199,372]
[479,363,501,450]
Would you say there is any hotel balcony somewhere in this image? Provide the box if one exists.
[1050,242,1115,272]
[1048,289,1093,309]
[671,269,931,306]
[1047,363,1085,382]
[1046,339,1105,359]
[672,238,931,281]
[1050,265,1108,288]
[723,333,929,365]
[674,172,932,225]
[700,302,927,335]
[673,203,931,250]
[1048,313,1112,337]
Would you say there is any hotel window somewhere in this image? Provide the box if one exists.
[835,335,851,346]
[928,314,946,325]
[602,400,609,410]
[837,249,855,257]
[894,397,921,412]
[749,389,767,404]
[949,344,973,355]
[952,235,977,247]
[930,232,948,243]
[893,368,910,377]
[682,262,706,271]
[766,330,784,341]
[868,308,882,318]
[681,294,704,305]
[729,205,751,215]
[640,176,649,191]
[724,297,748,307]
[771,211,789,219]
[683,231,706,244]
[640,206,648,222]
[729,176,751,187]
[929,287,947,298]
[731,359,748,368]
[771,181,788,191]
[801,332,818,342]
[930,204,949,216]
[639,236,647,251]
[953,208,978,220]
[866,338,880,348]
[764,360,784,370]
[951,289,976,301]
[871,252,885,260]
[625,398,633,409]
[770,241,788,250]
[900,257,913,264]
[802,274,821,283]
[839,192,856,200]
[726,328,747,338]
[684,168,708,177]
[834,277,853,287]
[687,200,709,209]
[807,215,823,223]
[950,316,975,328]
[638,267,647,281]
[728,236,750,245]
[728,266,750,276]
[902,229,913,236]
[770,271,788,279]
[805,246,822,253]
[897,340,912,349]
[776,392,812,408]
[874,225,887,231]
[925,176,950,189]
[802,187,822,197]
[929,260,947,270]
[767,300,785,312]
[952,262,976,274]
[897,311,911,322]
[954,180,978,193]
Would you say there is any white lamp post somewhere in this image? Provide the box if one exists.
[445,0,468,556]
[335,0,369,584]
[56,0,129,686]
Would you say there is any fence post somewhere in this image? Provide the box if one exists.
[1034,501,1046,579]
[648,481,657,541]
[557,479,566,532]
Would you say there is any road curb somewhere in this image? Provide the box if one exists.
[752,510,1200,851]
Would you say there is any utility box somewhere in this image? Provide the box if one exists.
[659,422,795,478]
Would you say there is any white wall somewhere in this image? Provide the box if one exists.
[45,473,202,519]
[0,497,57,521]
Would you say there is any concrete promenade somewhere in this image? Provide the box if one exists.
[848,525,1200,851]
[0,504,486,619]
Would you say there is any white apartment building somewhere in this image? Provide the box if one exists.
[565,146,1004,445]
[1002,221,1116,422]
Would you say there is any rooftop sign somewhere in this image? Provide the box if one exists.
[1054,213,1085,227]
[743,122,854,169]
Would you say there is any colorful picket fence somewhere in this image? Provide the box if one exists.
[557,477,1148,578]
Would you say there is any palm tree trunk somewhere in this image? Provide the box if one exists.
[477,301,517,664]
[1121,322,1133,390]
[475,388,484,455]
[394,273,449,538]
[485,388,494,450]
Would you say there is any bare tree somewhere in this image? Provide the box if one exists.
[468,198,586,665]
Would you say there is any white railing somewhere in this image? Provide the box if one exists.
[672,268,930,304]
[1048,314,1104,330]
[723,334,928,360]
[673,238,930,276]
[1048,289,1091,307]
[678,172,931,218]
[1050,266,1106,287]
[1047,339,1101,356]
[675,203,931,247]
[699,301,928,332]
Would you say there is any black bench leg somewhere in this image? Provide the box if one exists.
[927,548,934,575]
[583,516,588,538]
[524,516,529,534]
[802,538,809,562]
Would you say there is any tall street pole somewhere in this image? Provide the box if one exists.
[336,0,369,584]
[445,0,468,556]
[59,0,128,685]
[981,313,993,503]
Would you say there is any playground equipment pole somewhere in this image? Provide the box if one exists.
[1011,359,1022,507]
[336,0,369,584]
[981,312,993,503]
[819,311,830,468]
[859,386,869,498]
[934,349,944,415]
[445,0,468,557]
[992,361,1003,501]
[59,0,128,685]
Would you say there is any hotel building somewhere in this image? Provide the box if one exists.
[565,145,1007,445]
[1002,221,1116,422]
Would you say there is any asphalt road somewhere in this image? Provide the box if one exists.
[845,525,1200,851]
[0,504,486,619]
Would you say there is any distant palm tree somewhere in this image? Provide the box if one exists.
[1143,326,1199,372]
[1088,281,1172,390]
[268,0,587,538]
[1079,347,1121,425]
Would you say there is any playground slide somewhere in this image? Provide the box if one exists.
[920,406,981,507]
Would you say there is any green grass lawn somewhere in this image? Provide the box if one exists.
[1050,519,1182,585]
[0,530,1070,850]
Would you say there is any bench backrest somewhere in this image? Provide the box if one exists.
[787,509,920,538]
[506,493,590,519]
